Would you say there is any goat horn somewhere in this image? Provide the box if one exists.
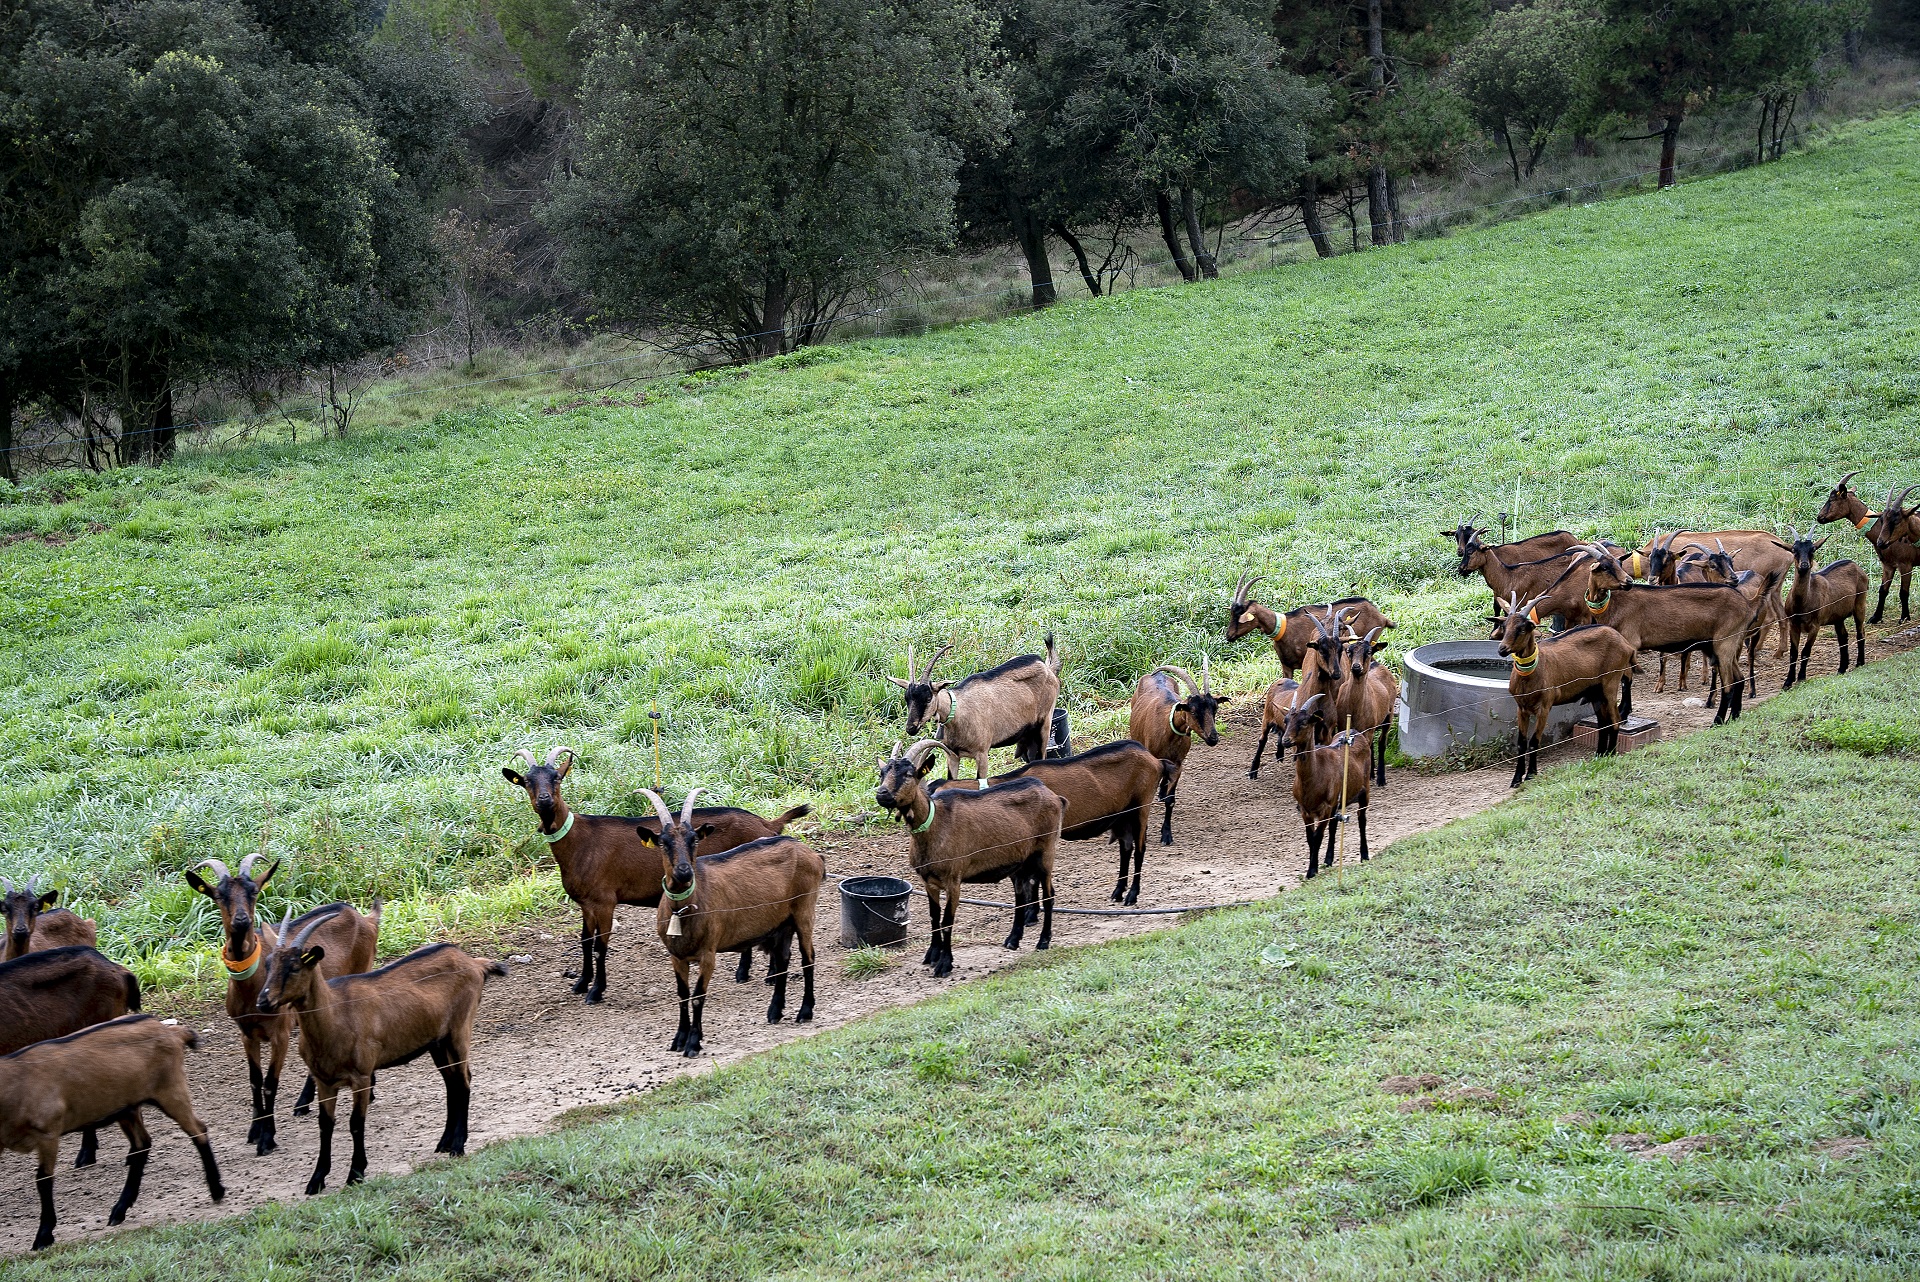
[511,748,538,771]
[902,739,949,770]
[276,907,293,944]
[1894,484,1920,513]
[1200,653,1211,694]
[25,874,39,895]
[678,787,704,827]
[905,644,915,684]
[197,858,232,882]
[890,739,903,760]
[238,853,259,879]
[639,788,676,831]
[1838,469,1860,490]
[545,745,576,770]
[1152,665,1199,697]
[919,643,952,683]
[1788,522,1800,543]
[290,907,342,953]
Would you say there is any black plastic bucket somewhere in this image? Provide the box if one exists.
[839,875,912,948]
[1045,708,1072,759]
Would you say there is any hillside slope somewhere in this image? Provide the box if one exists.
[2,112,1918,981]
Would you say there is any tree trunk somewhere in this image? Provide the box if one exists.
[1297,175,1334,258]
[1844,27,1861,70]
[1179,187,1218,279]
[0,368,15,484]
[1155,190,1197,281]
[1385,170,1406,243]
[1366,164,1391,246]
[1572,134,1597,157]
[117,354,172,467]
[1052,222,1102,296]
[1501,127,1522,183]
[1007,195,1056,308]
[150,380,174,463]
[1657,113,1682,188]
[759,271,789,358]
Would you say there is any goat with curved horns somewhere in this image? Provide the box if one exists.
[1129,657,1224,846]
[1866,484,1920,624]
[1783,526,1868,687]
[889,638,1061,785]
[1,875,95,962]
[1494,593,1635,787]
[875,740,1063,977]
[256,908,506,1194]
[184,855,380,1155]
[638,788,824,1057]
[503,746,810,1001]
[1225,573,1395,678]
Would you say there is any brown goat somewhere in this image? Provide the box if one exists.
[1225,573,1395,677]
[503,746,810,1001]
[1650,540,1737,692]
[638,789,824,1056]
[1337,627,1399,787]
[874,740,1063,977]
[1128,659,1224,846]
[1293,609,1353,749]
[256,909,506,1194]
[0,945,142,1172]
[1816,474,1920,623]
[890,637,1061,783]
[1633,527,1791,673]
[184,855,381,1156]
[1494,596,1636,787]
[933,740,1174,906]
[0,876,95,961]
[1279,696,1370,880]
[1577,544,1761,724]
[1867,484,1920,624]
[1,1014,224,1250]
[1247,677,1301,779]
[1783,529,1869,688]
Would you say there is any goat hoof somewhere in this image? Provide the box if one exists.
[796,1006,814,1023]
[108,1208,127,1227]
[682,1044,701,1058]
[74,1151,96,1170]
[347,1169,366,1186]
[256,1137,276,1157]
[1035,939,1050,950]
[766,1010,784,1024]
[306,1178,327,1196]
[933,962,953,978]
[584,991,604,1005]
[292,1105,310,1117]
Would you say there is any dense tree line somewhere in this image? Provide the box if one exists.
[0,0,1893,471]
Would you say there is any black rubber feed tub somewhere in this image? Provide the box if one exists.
[838,875,912,948]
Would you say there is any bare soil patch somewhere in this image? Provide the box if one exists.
[3,623,1909,1253]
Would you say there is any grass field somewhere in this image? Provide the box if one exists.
[3,111,1919,990]
[16,640,1920,1279]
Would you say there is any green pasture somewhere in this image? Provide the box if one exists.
[2,112,1918,989]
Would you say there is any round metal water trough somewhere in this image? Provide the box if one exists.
[1396,641,1588,760]
[838,875,912,948]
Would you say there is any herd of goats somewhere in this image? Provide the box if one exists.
[2,471,1916,1250]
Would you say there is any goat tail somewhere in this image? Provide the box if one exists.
[479,958,509,981]
[771,803,813,830]
[366,897,384,933]
[1156,758,1179,802]
[124,969,143,1013]
[1382,615,1398,629]
[1044,632,1059,673]
[177,1026,202,1052]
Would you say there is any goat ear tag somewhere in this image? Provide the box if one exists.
[666,913,683,937]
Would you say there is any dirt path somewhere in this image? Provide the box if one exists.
[6,623,1913,1254]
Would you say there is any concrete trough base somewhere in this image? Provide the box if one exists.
[1397,641,1588,759]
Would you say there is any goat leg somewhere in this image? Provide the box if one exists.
[1304,821,1322,878]
[922,887,941,966]
[934,887,958,978]
[570,922,592,993]
[1356,801,1370,861]
[1159,786,1177,847]
[245,1039,265,1146]
[74,1127,98,1169]
[1002,874,1028,951]
[292,1074,316,1117]
[258,1063,281,1156]
[1111,836,1131,903]
[307,1084,338,1195]
[590,930,610,1004]
[1857,606,1868,668]
[1249,724,1271,779]
[734,948,753,983]
[795,929,816,1023]
[1835,619,1851,674]
[669,963,692,1051]
[346,1084,370,1185]
[107,1120,149,1226]
[32,1140,57,1250]
[150,1081,223,1204]
[1903,567,1913,622]
[1510,725,1528,789]
[1870,575,1890,624]
[1620,673,1633,719]
[1036,866,1054,950]
[767,931,791,1023]
[684,958,712,1056]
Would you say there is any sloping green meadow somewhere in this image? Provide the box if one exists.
[19,622,1920,1279]
[2,112,1918,986]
